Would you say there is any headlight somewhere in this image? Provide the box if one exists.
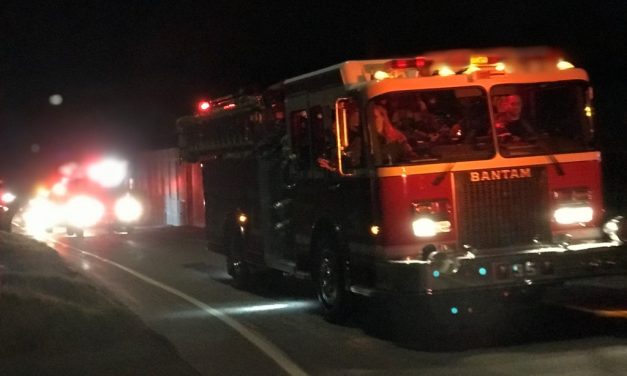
[412,218,451,237]
[23,197,63,231]
[66,195,105,228]
[1,192,16,204]
[552,187,594,225]
[114,195,143,222]
[411,199,452,237]
[553,206,593,225]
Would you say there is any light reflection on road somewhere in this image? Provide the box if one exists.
[158,300,317,320]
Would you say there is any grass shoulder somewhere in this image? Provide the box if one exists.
[0,232,199,375]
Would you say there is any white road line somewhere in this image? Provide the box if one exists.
[52,238,308,376]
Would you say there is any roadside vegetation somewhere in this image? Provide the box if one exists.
[0,232,199,375]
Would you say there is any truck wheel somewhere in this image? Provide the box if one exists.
[315,237,350,323]
[226,233,250,289]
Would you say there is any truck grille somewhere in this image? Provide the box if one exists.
[454,166,550,250]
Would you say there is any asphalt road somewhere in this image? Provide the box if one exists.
[29,226,627,375]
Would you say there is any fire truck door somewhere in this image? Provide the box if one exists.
[261,103,320,271]
[259,145,296,270]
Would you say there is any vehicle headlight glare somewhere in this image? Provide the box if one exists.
[1,192,16,204]
[23,197,63,231]
[66,195,105,228]
[412,218,451,237]
[114,195,143,222]
[88,158,127,188]
[553,206,593,225]
[413,218,437,237]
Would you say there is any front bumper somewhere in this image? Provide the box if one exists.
[360,241,627,297]
[349,241,627,327]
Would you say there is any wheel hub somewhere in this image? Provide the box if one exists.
[319,255,338,305]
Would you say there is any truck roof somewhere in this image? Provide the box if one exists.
[282,46,577,89]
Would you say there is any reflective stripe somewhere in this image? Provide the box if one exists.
[376,152,600,177]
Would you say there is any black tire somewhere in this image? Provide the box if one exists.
[315,236,351,323]
[226,232,251,289]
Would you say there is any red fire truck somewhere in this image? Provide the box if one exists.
[177,47,627,323]
[35,158,144,237]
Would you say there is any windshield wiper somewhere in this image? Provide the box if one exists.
[502,138,565,176]
[534,136,565,176]
[432,162,456,186]
[547,152,565,176]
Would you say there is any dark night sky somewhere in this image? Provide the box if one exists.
[1,0,626,191]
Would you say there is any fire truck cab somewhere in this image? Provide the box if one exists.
[178,47,627,323]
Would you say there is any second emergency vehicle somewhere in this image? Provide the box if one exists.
[30,158,144,237]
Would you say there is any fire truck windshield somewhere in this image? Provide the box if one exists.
[368,87,494,166]
[491,80,594,157]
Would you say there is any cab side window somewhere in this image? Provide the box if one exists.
[343,104,363,169]
[290,106,331,172]
[309,106,326,162]
[290,110,310,170]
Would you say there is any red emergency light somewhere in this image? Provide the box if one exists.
[385,57,432,70]
[197,100,211,113]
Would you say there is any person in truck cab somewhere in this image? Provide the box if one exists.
[370,101,418,164]
[317,107,362,172]
[493,94,537,143]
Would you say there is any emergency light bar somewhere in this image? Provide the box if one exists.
[371,48,576,81]
[385,57,431,70]
[87,158,127,188]
[470,55,501,65]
